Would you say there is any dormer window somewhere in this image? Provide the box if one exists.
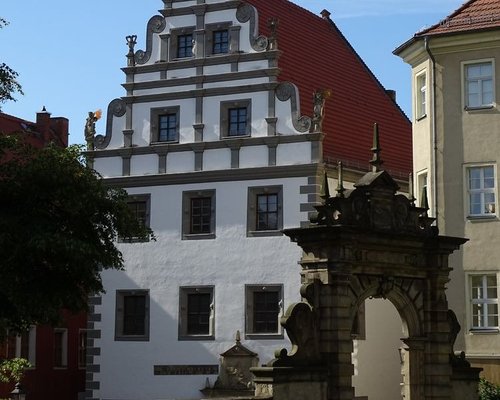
[213,30,229,54]
[177,34,193,58]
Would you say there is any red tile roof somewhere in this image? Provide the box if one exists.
[417,0,500,36]
[248,0,412,177]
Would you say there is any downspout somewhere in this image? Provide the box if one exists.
[424,36,438,227]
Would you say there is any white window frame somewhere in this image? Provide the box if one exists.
[245,284,284,339]
[416,169,428,209]
[462,59,495,110]
[178,286,215,340]
[468,273,499,331]
[464,163,497,219]
[5,326,36,366]
[415,71,427,120]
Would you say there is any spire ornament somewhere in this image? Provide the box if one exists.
[336,161,345,198]
[126,35,138,67]
[319,171,330,203]
[267,17,279,50]
[370,123,383,172]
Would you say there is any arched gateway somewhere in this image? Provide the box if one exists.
[251,126,481,400]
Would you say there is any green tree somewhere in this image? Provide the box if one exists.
[0,137,153,335]
[0,18,23,109]
[479,378,500,400]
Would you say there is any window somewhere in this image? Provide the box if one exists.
[470,274,498,330]
[245,285,283,338]
[78,329,87,369]
[212,30,229,54]
[466,165,496,217]
[120,194,151,243]
[115,290,150,341]
[54,328,68,368]
[182,190,216,240]
[247,186,283,237]
[177,34,193,58]
[416,72,426,119]
[464,61,494,109]
[220,100,251,138]
[179,286,214,340]
[3,327,36,365]
[151,106,180,143]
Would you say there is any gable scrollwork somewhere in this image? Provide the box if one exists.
[135,15,167,65]
[236,3,269,52]
[275,82,312,133]
[94,98,127,150]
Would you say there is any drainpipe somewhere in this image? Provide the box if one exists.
[424,36,438,227]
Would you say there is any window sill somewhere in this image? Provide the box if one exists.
[247,230,283,238]
[464,105,495,112]
[469,328,499,334]
[466,215,497,222]
[222,134,251,140]
[178,334,215,341]
[114,335,150,342]
[151,140,179,145]
[182,233,216,240]
[245,333,284,340]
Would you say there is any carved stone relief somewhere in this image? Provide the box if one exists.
[135,15,167,65]
[275,82,312,133]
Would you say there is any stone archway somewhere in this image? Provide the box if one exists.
[251,127,481,400]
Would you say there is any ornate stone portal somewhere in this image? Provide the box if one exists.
[251,124,481,400]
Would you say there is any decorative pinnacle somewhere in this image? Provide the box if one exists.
[370,123,384,172]
[126,35,138,66]
[408,172,416,205]
[235,330,241,344]
[336,161,345,197]
[320,171,330,202]
[420,186,429,211]
[267,17,279,50]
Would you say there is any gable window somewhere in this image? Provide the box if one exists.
[168,27,195,61]
[182,190,216,240]
[54,328,68,368]
[120,194,151,242]
[213,30,229,54]
[464,61,494,109]
[416,72,426,119]
[115,290,150,341]
[245,285,283,339]
[470,274,498,330]
[466,165,496,217]
[177,34,193,58]
[220,100,251,138]
[179,286,214,340]
[151,106,180,143]
[247,186,283,237]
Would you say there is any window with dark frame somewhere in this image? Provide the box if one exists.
[228,107,247,136]
[213,30,229,54]
[53,329,67,368]
[187,292,211,335]
[253,290,280,334]
[158,113,178,142]
[121,195,150,243]
[177,34,193,58]
[190,197,212,234]
[123,294,147,336]
[256,193,279,231]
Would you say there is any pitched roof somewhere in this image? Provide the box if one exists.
[418,0,500,36]
[248,0,412,178]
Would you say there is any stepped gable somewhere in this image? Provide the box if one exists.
[417,0,500,36]
[247,0,412,178]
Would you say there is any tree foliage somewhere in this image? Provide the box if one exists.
[0,137,152,334]
[479,378,500,400]
[0,18,23,109]
[0,358,31,384]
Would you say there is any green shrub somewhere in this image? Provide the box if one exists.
[479,378,500,400]
[0,358,31,384]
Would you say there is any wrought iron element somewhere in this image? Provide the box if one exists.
[275,82,312,133]
[267,17,279,50]
[236,3,269,51]
[135,15,166,65]
[94,98,127,150]
[126,35,138,67]
[311,89,331,133]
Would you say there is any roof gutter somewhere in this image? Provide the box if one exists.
[424,36,438,227]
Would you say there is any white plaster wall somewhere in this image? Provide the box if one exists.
[239,60,268,71]
[240,145,268,168]
[166,151,195,173]
[203,148,231,171]
[134,85,197,97]
[205,10,236,25]
[93,157,122,178]
[204,64,232,75]
[130,154,158,176]
[204,77,269,90]
[275,96,307,135]
[166,15,196,31]
[276,142,311,165]
[95,177,308,400]
[106,113,126,149]
[134,72,161,83]
[173,0,197,8]
[167,68,197,80]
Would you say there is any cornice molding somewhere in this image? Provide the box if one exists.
[160,1,242,17]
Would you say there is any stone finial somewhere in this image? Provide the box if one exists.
[336,161,345,198]
[408,172,416,205]
[320,9,331,20]
[126,35,138,66]
[235,330,241,344]
[319,171,330,203]
[311,89,331,133]
[84,110,102,151]
[370,123,383,172]
[420,185,429,214]
[267,17,279,50]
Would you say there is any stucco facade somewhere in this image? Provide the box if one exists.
[395,0,500,383]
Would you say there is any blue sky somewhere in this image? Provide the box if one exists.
[1,0,464,145]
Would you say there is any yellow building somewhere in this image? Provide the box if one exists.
[395,0,500,382]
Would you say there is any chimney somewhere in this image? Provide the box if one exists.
[386,89,397,102]
[321,9,331,20]
[36,106,51,143]
[50,117,69,147]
